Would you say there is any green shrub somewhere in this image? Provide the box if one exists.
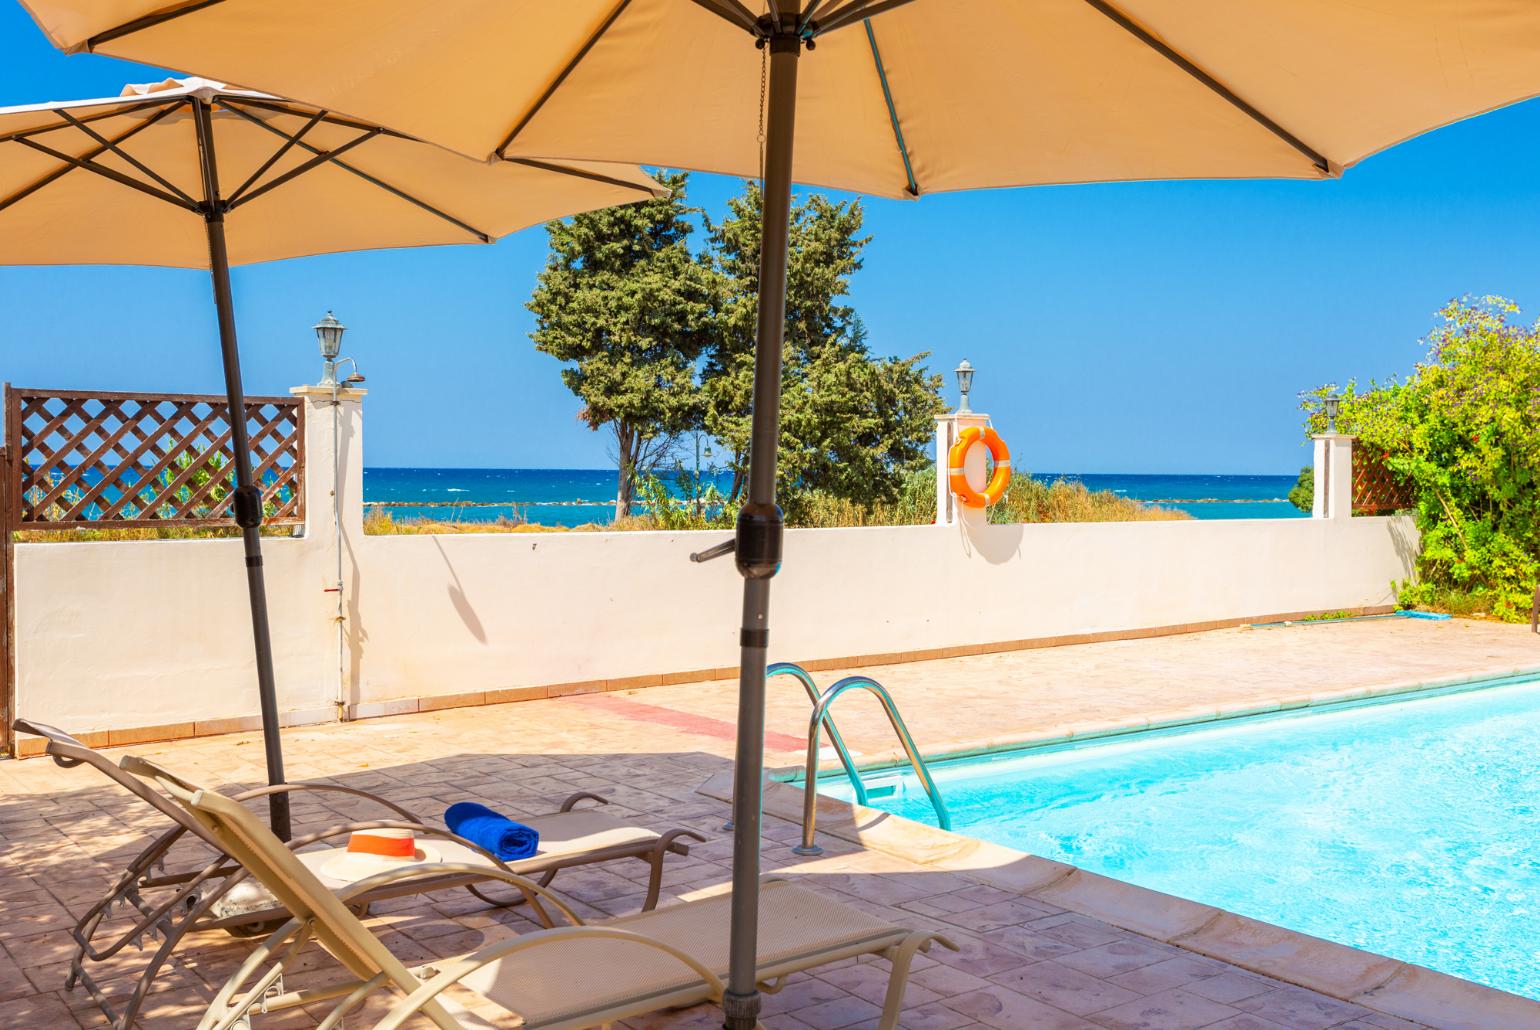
[1302,296,1540,621]
[1287,466,1313,514]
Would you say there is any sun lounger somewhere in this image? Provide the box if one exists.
[127,754,955,1030]
[13,718,702,1029]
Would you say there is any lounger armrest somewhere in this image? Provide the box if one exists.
[332,862,586,926]
[370,925,726,1030]
[557,790,609,812]
[14,718,108,772]
[12,717,87,745]
[120,754,200,792]
[229,782,422,823]
[658,827,708,856]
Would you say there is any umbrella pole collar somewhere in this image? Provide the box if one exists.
[755,13,816,50]
[733,502,783,581]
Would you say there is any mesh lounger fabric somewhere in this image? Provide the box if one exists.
[297,810,661,889]
[457,881,902,1028]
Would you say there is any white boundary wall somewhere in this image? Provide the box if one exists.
[13,391,1418,737]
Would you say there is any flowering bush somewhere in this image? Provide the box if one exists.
[1302,297,1540,620]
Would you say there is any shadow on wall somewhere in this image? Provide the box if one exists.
[1388,515,1421,595]
[959,518,1024,565]
[342,409,368,709]
[432,536,488,644]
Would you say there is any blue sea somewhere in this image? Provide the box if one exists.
[363,468,1304,527]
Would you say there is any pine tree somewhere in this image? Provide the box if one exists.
[702,182,942,510]
[527,171,714,519]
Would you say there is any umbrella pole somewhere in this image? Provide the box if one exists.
[192,97,291,841]
[724,22,801,1030]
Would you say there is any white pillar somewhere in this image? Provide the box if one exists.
[935,411,992,528]
[290,384,366,714]
[1312,434,1354,520]
[934,415,953,526]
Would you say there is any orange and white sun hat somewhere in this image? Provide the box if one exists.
[320,827,441,882]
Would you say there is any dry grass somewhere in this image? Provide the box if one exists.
[14,525,296,542]
[1402,585,1505,620]
[362,509,580,535]
[990,478,1191,524]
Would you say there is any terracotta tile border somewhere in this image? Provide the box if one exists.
[417,690,486,713]
[6,604,1403,757]
[697,771,1540,1030]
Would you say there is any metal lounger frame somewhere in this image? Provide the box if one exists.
[12,718,701,1029]
[129,755,956,1030]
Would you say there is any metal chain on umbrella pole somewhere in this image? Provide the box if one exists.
[191,96,292,841]
[721,13,804,1029]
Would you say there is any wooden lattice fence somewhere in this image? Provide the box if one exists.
[1352,446,1415,516]
[6,385,304,529]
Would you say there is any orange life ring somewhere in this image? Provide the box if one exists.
[948,426,1011,508]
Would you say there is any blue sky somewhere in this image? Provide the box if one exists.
[3,6,1539,475]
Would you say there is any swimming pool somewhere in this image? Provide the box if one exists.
[821,675,1540,1000]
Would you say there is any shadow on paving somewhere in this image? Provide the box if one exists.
[0,747,1392,1029]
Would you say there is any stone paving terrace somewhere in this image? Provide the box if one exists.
[0,618,1535,1028]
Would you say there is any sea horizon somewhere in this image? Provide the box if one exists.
[362,466,1307,526]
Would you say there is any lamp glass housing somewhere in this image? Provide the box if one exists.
[955,362,974,396]
[1324,394,1341,432]
[314,311,346,361]
[954,359,975,413]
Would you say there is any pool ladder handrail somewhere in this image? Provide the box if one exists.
[722,663,871,833]
[767,662,869,806]
[783,669,951,856]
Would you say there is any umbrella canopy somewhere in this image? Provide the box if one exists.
[24,4,1540,1027]
[21,2,1540,194]
[0,74,663,841]
[0,76,665,265]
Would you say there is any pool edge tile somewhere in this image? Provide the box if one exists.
[1356,963,1540,1030]
[1033,868,1222,944]
[1170,912,1403,1000]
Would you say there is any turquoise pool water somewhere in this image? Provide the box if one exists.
[824,677,1540,999]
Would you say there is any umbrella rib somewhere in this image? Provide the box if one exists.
[224,108,327,207]
[217,101,493,242]
[690,0,761,34]
[504,157,661,197]
[814,0,920,36]
[225,98,416,140]
[56,108,197,207]
[864,20,918,197]
[225,127,383,210]
[85,0,229,49]
[799,0,831,34]
[0,101,185,215]
[495,0,635,158]
[0,101,174,145]
[10,136,198,212]
[1081,0,1331,173]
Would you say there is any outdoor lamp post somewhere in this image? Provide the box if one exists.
[315,311,346,387]
[955,359,975,414]
[699,439,715,516]
[1324,393,1342,434]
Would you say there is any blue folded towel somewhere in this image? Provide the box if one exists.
[445,802,540,861]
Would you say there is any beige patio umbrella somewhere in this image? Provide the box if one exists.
[27,3,1540,1025]
[0,75,663,840]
